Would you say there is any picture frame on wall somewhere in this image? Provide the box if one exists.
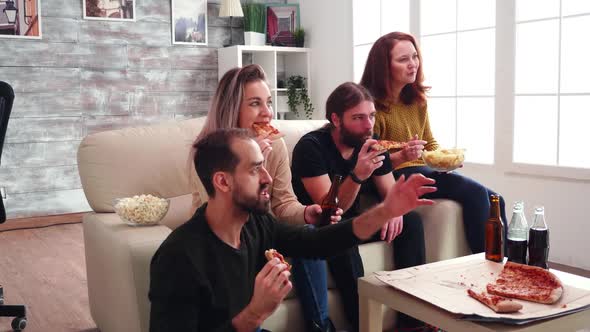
[171,0,207,46]
[0,0,42,39]
[265,3,300,47]
[83,0,135,21]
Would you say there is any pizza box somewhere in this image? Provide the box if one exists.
[375,253,590,325]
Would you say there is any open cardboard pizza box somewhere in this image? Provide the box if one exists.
[375,254,590,325]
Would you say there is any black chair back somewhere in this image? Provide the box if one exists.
[0,81,14,223]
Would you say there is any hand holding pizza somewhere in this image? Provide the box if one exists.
[382,174,436,218]
[247,251,292,320]
[401,134,427,162]
[304,204,343,225]
[252,122,284,161]
[353,139,387,181]
[254,136,273,161]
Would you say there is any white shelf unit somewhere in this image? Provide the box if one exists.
[218,45,312,119]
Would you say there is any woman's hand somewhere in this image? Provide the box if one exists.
[402,134,426,162]
[255,135,273,161]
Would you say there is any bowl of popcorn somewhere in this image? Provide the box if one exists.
[422,148,465,172]
[113,194,170,226]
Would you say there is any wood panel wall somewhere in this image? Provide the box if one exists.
[0,0,246,219]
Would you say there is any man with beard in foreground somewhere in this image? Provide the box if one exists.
[290,82,433,331]
[149,128,436,332]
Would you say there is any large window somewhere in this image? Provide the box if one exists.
[419,0,496,164]
[350,0,589,176]
[415,0,590,178]
[514,0,590,169]
[352,0,410,82]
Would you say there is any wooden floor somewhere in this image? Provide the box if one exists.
[0,222,588,332]
[0,223,98,332]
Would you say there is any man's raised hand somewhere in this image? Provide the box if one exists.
[382,174,436,218]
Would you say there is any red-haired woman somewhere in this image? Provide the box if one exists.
[360,31,507,255]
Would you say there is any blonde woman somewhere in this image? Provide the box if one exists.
[190,64,336,332]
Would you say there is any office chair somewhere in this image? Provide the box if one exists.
[0,81,27,331]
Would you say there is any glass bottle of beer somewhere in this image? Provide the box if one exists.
[485,194,504,262]
[528,206,549,269]
[506,201,528,264]
[318,175,343,227]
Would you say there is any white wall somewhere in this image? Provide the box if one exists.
[461,166,590,270]
[298,0,354,119]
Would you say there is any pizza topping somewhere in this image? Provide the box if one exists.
[486,261,563,304]
[264,249,292,271]
[468,289,523,313]
[252,123,284,140]
[372,140,408,152]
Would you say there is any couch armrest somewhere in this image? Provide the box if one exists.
[83,213,171,332]
[415,199,470,263]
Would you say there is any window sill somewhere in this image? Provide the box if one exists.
[505,163,590,182]
[458,161,590,182]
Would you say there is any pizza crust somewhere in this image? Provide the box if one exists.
[372,140,408,152]
[467,289,523,313]
[548,287,563,304]
[264,249,291,270]
[487,261,563,304]
[264,249,276,262]
[252,123,284,140]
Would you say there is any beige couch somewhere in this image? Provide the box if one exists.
[77,117,470,332]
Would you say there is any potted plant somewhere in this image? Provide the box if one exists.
[286,75,314,119]
[293,28,305,47]
[242,3,266,46]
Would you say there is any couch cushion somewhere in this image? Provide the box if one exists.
[78,118,205,213]
[271,119,327,160]
[78,118,326,215]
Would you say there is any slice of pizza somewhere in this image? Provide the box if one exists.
[264,249,292,271]
[486,261,563,304]
[372,140,408,152]
[252,122,284,140]
[467,289,523,313]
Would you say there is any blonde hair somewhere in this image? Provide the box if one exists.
[188,64,269,194]
[197,64,268,142]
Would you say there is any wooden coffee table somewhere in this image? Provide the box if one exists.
[358,254,590,332]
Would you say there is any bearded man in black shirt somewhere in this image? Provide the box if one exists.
[290,82,432,331]
[148,128,436,332]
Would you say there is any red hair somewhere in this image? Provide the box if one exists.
[359,32,429,107]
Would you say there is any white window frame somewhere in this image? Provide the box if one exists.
[411,0,590,181]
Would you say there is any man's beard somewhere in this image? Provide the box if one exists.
[340,123,372,149]
[232,183,270,214]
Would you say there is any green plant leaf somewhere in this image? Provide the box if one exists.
[286,75,314,119]
[243,3,265,33]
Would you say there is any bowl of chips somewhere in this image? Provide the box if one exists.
[422,148,465,172]
[113,194,170,226]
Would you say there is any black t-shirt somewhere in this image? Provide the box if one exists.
[291,126,393,219]
[149,203,360,332]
